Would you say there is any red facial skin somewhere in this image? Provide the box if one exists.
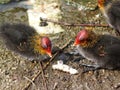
[41,37,52,57]
[73,30,89,46]
[98,0,105,7]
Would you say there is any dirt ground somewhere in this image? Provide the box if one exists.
[0,0,120,90]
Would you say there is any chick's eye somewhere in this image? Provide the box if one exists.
[42,43,51,49]
[42,44,48,49]
[41,37,51,49]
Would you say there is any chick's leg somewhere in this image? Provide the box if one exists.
[79,64,101,73]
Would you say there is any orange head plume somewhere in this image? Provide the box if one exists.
[98,0,105,8]
[98,0,111,8]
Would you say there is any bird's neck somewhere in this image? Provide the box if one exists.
[98,0,112,14]
[29,34,46,55]
[99,2,112,25]
[81,34,101,48]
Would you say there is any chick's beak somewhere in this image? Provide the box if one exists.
[73,40,78,46]
[46,50,52,57]
[73,42,76,46]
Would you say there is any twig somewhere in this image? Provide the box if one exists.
[22,39,72,90]
[22,53,58,90]
[40,17,109,27]
[39,62,48,90]
[23,76,36,89]
[53,82,58,90]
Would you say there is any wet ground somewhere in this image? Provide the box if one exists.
[0,0,120,90]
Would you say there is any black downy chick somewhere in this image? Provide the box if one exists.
[73,29,120,70]
[98,0,120,35]
[0,23,52,60]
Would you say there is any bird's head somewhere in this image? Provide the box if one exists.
[73,29,89,46]
[98,0,111,8]
[73,29,99,48]
[41,37,52,57]
[98,0,105,7]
